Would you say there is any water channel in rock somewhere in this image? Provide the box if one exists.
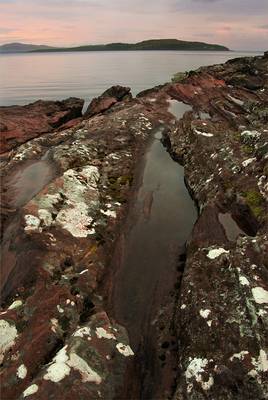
[110,101,198,398]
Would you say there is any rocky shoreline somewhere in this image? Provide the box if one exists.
[0,53,267,399]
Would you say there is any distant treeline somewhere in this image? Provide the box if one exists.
[32,39,229,53]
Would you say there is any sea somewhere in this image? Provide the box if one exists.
[0,50,263,108]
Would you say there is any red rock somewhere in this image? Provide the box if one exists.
[101,85,132,100]
[84,96,117,118]
[84,85,132,117]
[57,117,83,130]
[0,98,84,153]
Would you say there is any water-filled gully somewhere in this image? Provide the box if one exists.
[1,152,57,302]
[8,152,56,208]
[218,213,247,242]
[110,101,198,398]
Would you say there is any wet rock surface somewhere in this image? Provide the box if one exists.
[1,54,268,399]
[140,53,268,400]
[0,89,163,399]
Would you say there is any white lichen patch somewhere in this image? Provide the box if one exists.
[24,215,41,232]
[44,346,70,382]
[36,193,61,211]
[44,345,101,384]
[68,353,102,384]
[54,167,100,237]
[228,95,244,106]
[13,141,43,162]
[0,320,18,363]
[257,349,268,372]
[257,309,267,317]
[239,276,250,286]
[205,175,213,184]
[100,209,116,218]
[207,248,229,259]
[50,318,59,333]
[251,287,268,304]
[185,357,214,392]
[201,376,214,391]
[47,232,56,242]
[96,327,116,340]
[11,351,20,361]
[17,364,27,379]
[23,384,39,397]
[79,269,88,275]
[73,327,91,338]
[181,304,187,310]
[186,358,208,380]
[242,158,256,167]
[258,175,268,199]
[107,153,120,160]
[8,300,23,310]
[230,350,249,361]
[241,130,261,140]
[56,202,94,238]
[57,305,64,313]
[38,209,53,226]
[200,309,211,319]
[25,166,100,238]
[248,349,268,381]
[194,128,214,137]
[116,343,134,357]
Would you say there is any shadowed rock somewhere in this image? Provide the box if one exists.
[84,85,132,117]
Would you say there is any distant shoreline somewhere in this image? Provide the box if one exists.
[0,39,229,53]
[1,49,234,55]
[2,50,266,56]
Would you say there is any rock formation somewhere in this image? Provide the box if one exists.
[84,85,132,117]
[0,55,267,400]
[0,98,84,154]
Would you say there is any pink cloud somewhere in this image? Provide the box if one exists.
[0,0,267,50]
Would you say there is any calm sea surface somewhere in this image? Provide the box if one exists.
[0,50,263,107]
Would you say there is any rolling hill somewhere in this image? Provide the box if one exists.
[0,39,229,53]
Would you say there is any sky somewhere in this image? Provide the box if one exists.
[0,0,267,50]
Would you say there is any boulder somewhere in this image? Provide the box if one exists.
[0,97,84,154]
[84,85,132,117]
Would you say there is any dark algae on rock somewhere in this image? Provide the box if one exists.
[0,53,268,400]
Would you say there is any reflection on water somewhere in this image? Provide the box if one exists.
[8,160,55,207]
[199,111,211,120]
[168,99,192,119]
[113,125,197,349]
[218,212,246,241]
[0,51,262,106]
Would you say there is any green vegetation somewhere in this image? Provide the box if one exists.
[29,39,229,53]
[242,144,255,155]
[107,174,133,203]
[171,72,188,83]
[243,189,264,218]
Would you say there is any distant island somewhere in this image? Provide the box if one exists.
[0,42,54,53]
[0,39,229,53]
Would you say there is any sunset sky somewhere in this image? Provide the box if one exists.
[0,0,267,50]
